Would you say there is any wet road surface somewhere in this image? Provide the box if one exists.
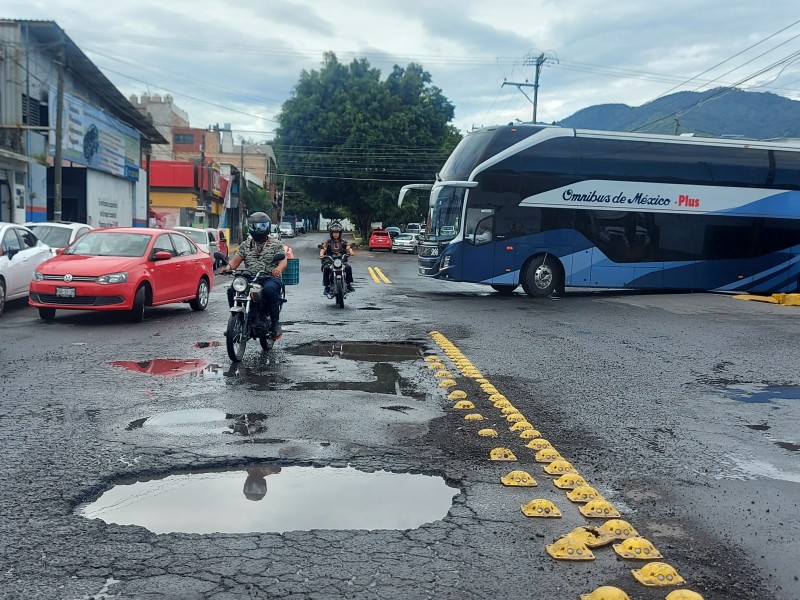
[1,233,798,599]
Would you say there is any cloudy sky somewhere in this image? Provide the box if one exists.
[5,1,800,142]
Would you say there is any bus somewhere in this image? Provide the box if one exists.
[398,124,800,296]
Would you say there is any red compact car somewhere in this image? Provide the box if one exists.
[368,230,393,251]
[28,227,214,322]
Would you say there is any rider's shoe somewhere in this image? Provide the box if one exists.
[323,285,331,295]
[346,284,355,293]
[270,323,283,340]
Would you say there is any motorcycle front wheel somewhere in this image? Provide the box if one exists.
[335,280,345,308]
[226,312,248,362]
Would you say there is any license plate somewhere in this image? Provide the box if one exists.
[56,287,76,298]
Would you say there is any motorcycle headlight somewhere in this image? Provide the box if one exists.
[232,277,248,292]
[333,258,343,268]
[97,271,128,285]
[33,270,44,281]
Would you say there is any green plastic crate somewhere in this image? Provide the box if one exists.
[283,258,300,285]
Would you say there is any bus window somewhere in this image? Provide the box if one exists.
[772,151,800,189]
[465,208,494,245]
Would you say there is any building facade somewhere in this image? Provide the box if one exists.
[129,94,190,160]
[0,20,165,227]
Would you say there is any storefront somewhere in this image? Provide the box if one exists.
[148,160,227,229]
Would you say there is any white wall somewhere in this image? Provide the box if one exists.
[86,170,134,228]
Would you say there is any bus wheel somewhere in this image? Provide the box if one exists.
[522,255,561,298]
[490,284,518,295]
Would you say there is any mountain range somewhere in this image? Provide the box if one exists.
[555,88,800,139]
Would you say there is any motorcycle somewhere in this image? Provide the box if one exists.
[224,266,285,361]
[319,244,349,309]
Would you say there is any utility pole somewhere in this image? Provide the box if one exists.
[280,176,286,223]
[502,51,558,123]
[53,39,66,221]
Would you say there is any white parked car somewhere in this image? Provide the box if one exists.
[279,222,295,238]
[172,226,220,255]
[0,222,52,316]
[405,223,422,234]
[392,233,420,254]
[25,221,93,251]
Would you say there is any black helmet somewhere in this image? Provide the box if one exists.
[328,221,343,235]
[248,212,271,242]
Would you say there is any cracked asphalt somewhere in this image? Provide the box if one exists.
[1,234,799,600]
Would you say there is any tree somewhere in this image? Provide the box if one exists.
[274,52,461,239]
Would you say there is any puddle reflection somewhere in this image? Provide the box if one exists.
[294,342,421,362]
[289,363,421,398]
[80,466,459,533]
[126,410,268,437]
[724,383,800,404]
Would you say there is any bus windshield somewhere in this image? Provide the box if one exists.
[429,185,466,241]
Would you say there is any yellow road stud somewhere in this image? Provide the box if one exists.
[439,379,457,388]
[510,420,534,432]
[566,485,603,503]
[465,372,483,379]
[435,370,453,378]
[488,393,507,402]
[489,447,517,461]
[519,429,542,439]
[493,400,512,409]
[448,390,467,400]
[427,364,446,372]
[478,428,498,437]
[424,355,440,362]
[612,537,662,560]
[506,413,526,423]
[544,459,575,475]
[501,406,520,415]
[526,438,553,451]
[474,378,489,385]
[579,499,621,519]
[580,586,631,600]
[520,498,561,518]
[631,562,685,587]
[453,400,475,410]
[500,470,537,487]
[464,413,484,421]
[565,526,612,548]
[545,536,595,561]
[665,591,705,600]
[553,473,588,489]
[481,384,498,394]
[596,519,640,541]
[535,448,563,463]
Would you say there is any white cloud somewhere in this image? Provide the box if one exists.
[4,0,800,137]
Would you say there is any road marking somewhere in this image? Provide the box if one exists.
[368,267,392,284]
[424,331,695,595]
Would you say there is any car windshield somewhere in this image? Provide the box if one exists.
[64,232,151,257]
[28,225,72,248]
[179,229,207,245]
[396,234,414,241]
[429,185,466,241]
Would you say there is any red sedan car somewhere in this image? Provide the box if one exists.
[368,229,393,251]
[29,228,214,322]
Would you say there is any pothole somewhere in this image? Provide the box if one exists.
[194,341,220,348]
[293,341,421,361]
[79,466,459,533]
[775,441,800,452]
[111,359,212,377]
[745,423,771,431]
[289,362,422,398]
[126,410,267,436]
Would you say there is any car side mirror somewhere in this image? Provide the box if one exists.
[153,250,173,261]
[6,247,19,260]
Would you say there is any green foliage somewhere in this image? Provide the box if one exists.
[244,185,271,215]
[274,52,461,238]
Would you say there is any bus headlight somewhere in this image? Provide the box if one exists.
[442,255,451,268]
[232,277,248,292]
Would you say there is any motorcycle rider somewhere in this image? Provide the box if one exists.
[221,212,287,340]
[319,221,355,295]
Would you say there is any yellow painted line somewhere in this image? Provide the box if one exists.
[373,267,392,284]
[425,331,695,588]
[367,267,381,283]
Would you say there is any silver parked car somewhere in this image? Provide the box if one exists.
[392,233,420,254]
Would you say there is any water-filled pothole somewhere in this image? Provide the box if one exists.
[723,384,800,404]
[775,441,800,452]
[80,466,459,533]
[126,410,267,436]
[290,362,420,397]
[112,359,211,377]
[294,341,421,361]
[745,423,771,431]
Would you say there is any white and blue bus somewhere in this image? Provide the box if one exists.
[398,125,800,296]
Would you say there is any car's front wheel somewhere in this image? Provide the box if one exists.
[128,285,146,323]
[0,279,5,317]
[189,278,209,311]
